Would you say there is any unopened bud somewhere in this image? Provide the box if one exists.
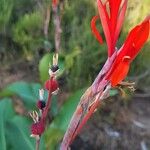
[44,78,59,93]
[37,100,46,110]
[31,121,45,136]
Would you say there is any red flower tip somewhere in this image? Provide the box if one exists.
[97,0,127,57]
[91,15,103,44]
[31,121,45,135]
[44,78,59,92]
[110,56,131,87]
[37,100,46,110]
[52,0,58,7]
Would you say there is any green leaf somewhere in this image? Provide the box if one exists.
[45,128,64,150]
[39,53,65,84]
[65,48,81,69]
[6,116,46,150]
[51,96,59,117]
[0,82,41,108]
[0,101,7,150]
[39,53,53,84]
[45,88,86,150]
[0,115,6,150]
[6,116,35,150]
[0,98,45,150]
[0,98,15,150]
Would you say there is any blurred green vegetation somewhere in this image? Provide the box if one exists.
[0,0,150,149]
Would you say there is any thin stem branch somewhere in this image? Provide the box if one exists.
[36,138,40,150]
[34,81,52,150]
[42,88,52,121]
[70,84,111,145]
[44,3,51,39]
[52,3,62,52]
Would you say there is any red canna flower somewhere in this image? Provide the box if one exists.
[92,0,150,87]
[61,1,150,149]
[106,19,150,86]
[93,0,128,57]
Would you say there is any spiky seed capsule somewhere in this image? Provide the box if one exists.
[37,100,46,110]
[31,121,45,135]
[44,78,58,92]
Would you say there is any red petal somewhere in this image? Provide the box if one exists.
[91,16,103,44]
[52,0,58,7]
[114,0,127,45]
[97,0,112,56]
[110,56,130,87]
[117,19,150,63]
[109,0,121,36]
[109,0,122,52]
[97,0,127,57]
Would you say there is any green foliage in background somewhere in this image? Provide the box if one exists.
[0,81,118,150]
[61,0,107,89]
[0,82,41,108]
[0,0,13,32]
[0,98,38,150]
[12,11,43,58]
[0,82,86,150]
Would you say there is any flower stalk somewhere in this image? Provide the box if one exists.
[60,0,150,149]
[30,53,59,149]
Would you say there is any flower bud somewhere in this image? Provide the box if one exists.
[44,78,59,92]
[31,121,45,135]
[37,100,46,110]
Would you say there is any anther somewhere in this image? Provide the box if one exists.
[29,111,39,123]
[48,53,60,76]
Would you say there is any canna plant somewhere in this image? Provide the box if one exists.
[60,0,150,149]
[30,53,60,150]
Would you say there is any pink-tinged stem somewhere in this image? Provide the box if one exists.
[60,53,116,150]
[70,96,101,145]
[52,1,61,53]
[60,107,83,150]
[42,81,52,121]
[69,84,111,145]
[92,51,116,92]
[60,87,94,150]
